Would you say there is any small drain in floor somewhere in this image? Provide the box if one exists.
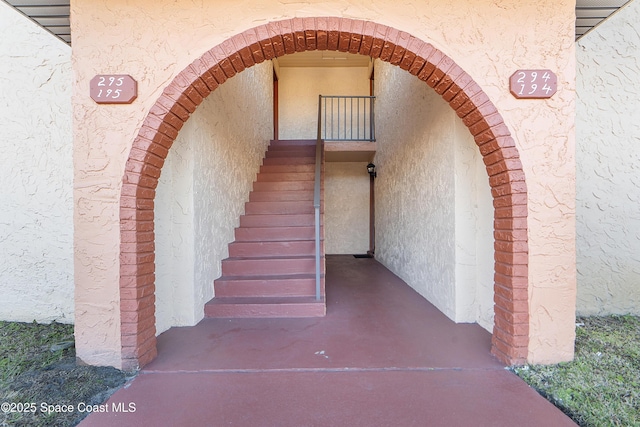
[353,254,373,258]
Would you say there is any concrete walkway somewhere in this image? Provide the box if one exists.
[81,255,576,426]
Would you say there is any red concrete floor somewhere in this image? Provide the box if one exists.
[81,255,576,427]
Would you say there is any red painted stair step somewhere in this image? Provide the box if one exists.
[214,274,325,298]
[239,214,319,228]
[245,201,315,215]
[228,240,320,257]
[234,226,322,241]
[267,144,316,152]
[249,191,315,202]
[256,172,315,182]
[204,296,326,318]
[221,256,325,276]
[260,164,315,173]
[253,181,316,192]
[269,139,317,146]
[262,157,315,166]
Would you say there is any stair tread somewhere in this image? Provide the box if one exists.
[225,255,323,261]
[231,238,318,243]
[206,296,325,304]
[217,273,325,281]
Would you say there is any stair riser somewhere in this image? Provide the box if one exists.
[245,201,315,215]
[262,157,315,166]
[260,164,315,173]
[267,145,317,153]
[253,181,316,192]
[269,139,316,147]
[229,241,322,257]
[222,258,325,276]
[256,173,315,182]
[204,301,326,318]
[239,214,318,228]
[249,191,315,202]
[266,150,318,158]
[214,278,325,298]
[235,227,323,241]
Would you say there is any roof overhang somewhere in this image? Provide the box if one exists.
[2,0,633,46]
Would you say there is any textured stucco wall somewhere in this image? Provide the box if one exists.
[278,66,370,140]
[374,60,493,329]
[576,0,640,315]
[0,3,73,323]
[71,0,575,366]
[375,61,455,318]
[155,62,273,335]
[325,162,370,254]
[154,120,195,335]
[454,115,495,331]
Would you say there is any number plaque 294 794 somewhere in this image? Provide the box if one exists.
[509,69,557,99]
[90,75,137,104]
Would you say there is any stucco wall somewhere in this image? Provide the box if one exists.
[0,3,73,323]
[155,62,273,334]
[278,66,370,140]
[325,162,370,254]
[374,60,493,330]
[71,0,576,366]
[576,0,640,315]
[454,115,495,331]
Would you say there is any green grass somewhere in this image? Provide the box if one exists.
[1,321,129,427]
[512,315,640,427]
[0,321,74,386]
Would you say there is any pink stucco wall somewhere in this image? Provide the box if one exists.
[72,0,575,367]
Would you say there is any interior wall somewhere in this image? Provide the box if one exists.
[0,3,73,323]
[373,60,494,329]
[155,62,273,334]
[325,162,370,254]
[576,0,640,315]
[278,66,370,140]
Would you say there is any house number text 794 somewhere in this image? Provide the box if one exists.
[90,74,137,104]
[509,69,557,99]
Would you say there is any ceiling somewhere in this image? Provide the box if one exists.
[3,0,633,47]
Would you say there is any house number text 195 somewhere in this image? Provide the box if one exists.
[509,69,557,99]
[90,74,137,104]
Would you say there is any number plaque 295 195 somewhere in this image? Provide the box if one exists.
[509,69,557,99]
[90,75,137,104]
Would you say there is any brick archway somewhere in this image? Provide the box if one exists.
[119,17,529,370]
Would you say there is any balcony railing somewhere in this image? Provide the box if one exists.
[320,95,376,142]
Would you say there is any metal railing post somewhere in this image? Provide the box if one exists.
[314,95,322,301]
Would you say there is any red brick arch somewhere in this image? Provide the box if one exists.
[119,17,529,370]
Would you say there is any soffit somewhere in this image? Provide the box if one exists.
[2,0,633,46]
[576,0,631,40]
[4,0,70,44]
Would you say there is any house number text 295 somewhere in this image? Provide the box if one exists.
[90,75,137,104]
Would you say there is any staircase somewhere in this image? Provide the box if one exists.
[204,140,326,318]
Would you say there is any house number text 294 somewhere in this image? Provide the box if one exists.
[90,75,137,104]
[509,69,557,99]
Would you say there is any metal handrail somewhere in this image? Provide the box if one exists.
[314,95,323,301]
[320,95,376,142]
